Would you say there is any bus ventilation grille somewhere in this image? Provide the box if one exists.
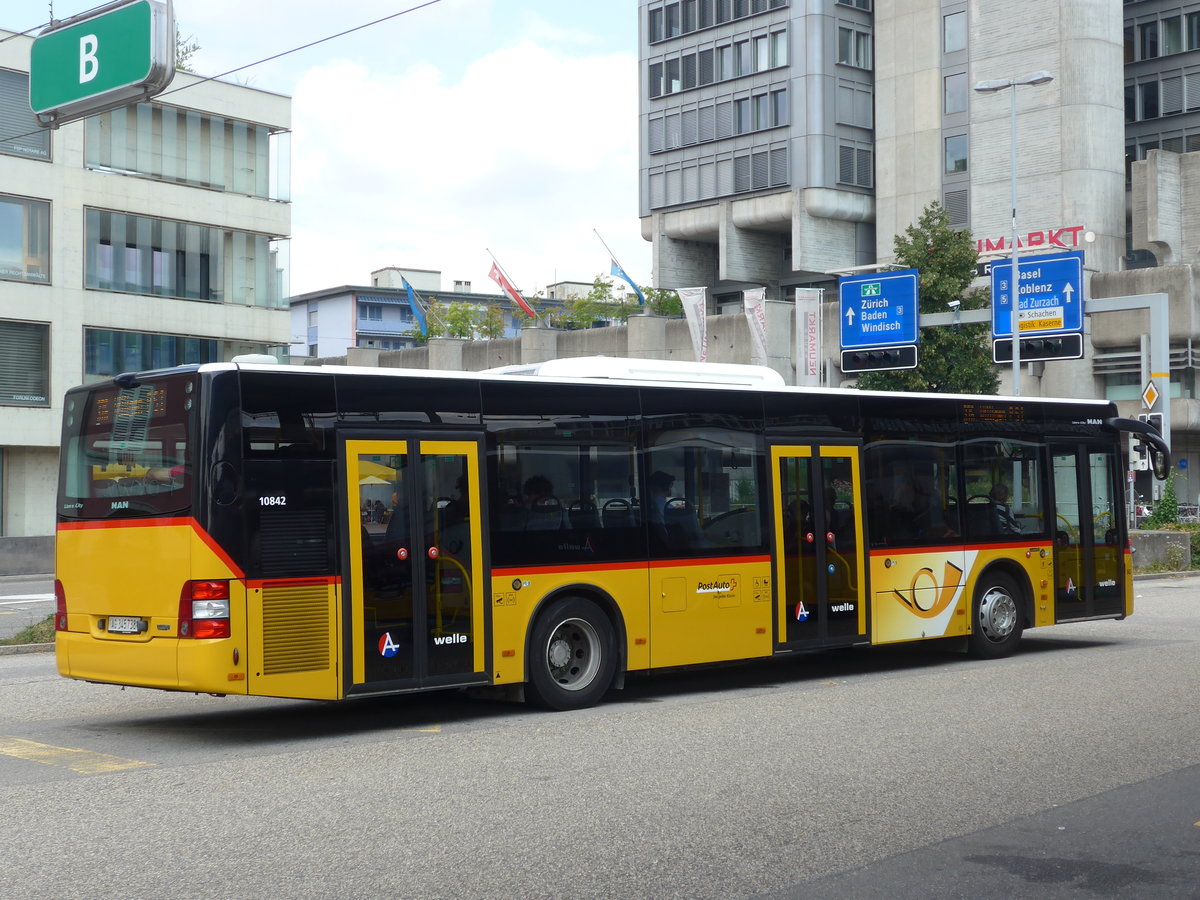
[258,508,331,577]
[262,582,331,675]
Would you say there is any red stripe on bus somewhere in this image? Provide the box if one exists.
[246,576,340,589]
[492,554,771,578]
[868,541,1051,555]
[57,517,194,531]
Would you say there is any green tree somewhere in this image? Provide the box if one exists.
[477,304,507,340]
[855,202,999,394]
[444,302,480,339]
[176,28,200,73]
[644,286,683,317]
[549,278,639,329]
[1143,472,1180,529]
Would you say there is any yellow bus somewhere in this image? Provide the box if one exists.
[54,357,1168,710]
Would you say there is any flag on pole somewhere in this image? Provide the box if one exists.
[609,259,646,306]
[402,278,428,336]
[677,286,708,362]
[488,262,537,318]
[743,287,768,363]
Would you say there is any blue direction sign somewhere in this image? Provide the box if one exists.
[990,250,1083,339]
[839,268,919,350]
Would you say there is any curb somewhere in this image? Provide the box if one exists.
[0,642,54,656]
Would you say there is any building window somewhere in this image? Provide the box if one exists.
[1139,21,1159,59]
[0,69,50,161]
[649,7,664,42]
[84,328,223,381]
[945,134,968,173]
[1190,12,1200,50]
[735,40,752,76]
[649,62,664,99]
[772,89,789,127]
[754,35,770,72]
[359,303,383,321]
[1140,81,1159,119]
[0,195,50,285]
[307,306,317,327]
[943,12,966,53]
[839,143,873,187]
[837,0,871,8]
[84,209,288,308]
[85,103,288,201]
[0,320,49,407]
[1163,16,1184,55]
[734,98,750,134]
[944,73,967,115]
[838,28,872,69]
[771,30,788,67]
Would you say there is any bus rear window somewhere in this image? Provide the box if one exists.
[60,377,195,519]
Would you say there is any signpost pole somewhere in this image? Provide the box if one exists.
[1008,87,1022,397]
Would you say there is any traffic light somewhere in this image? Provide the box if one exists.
[992,333,1084,363]
[840,345,918,373]
[1145,412,1164,436]
[1129,432,1148,471]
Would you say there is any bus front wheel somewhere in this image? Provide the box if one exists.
[526,597,616,710]
[968,573,1024,659]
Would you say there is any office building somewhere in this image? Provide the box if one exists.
[0,27,291,538]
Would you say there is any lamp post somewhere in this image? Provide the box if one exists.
[973,70,1053,397]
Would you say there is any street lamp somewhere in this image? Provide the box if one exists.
[974,70,1054,397]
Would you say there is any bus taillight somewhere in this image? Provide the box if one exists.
[54,579,67,631]
[179,580,231,639]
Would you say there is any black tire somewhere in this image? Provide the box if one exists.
[967,572,1025,659]
[526,596,617,710]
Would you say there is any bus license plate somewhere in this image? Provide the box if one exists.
[107,616,143,634]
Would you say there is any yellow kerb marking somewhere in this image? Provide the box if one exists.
[417,725,442,734]
[0,737,155,775]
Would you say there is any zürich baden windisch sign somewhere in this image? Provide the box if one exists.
[838,268,919,350]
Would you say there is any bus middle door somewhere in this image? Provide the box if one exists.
[770,445,868,649]
[342,436,489,696]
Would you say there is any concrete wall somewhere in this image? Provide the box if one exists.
[1131,530,1192,571]
[0,536,54,577]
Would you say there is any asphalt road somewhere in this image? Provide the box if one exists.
[0,575,1197,898]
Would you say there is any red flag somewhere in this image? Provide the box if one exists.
[489,262,537,318]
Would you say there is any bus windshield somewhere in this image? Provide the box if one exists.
[59,375,195,520]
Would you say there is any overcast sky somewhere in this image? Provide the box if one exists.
[7,0,648,299]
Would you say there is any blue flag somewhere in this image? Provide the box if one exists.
[402,278,427,335]
[610,259,646,306]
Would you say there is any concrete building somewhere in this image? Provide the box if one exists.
[290,267,537,357]
[637,0,1200,502]
[0,28,291,540]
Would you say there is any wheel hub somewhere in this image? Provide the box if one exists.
[980,587,1018,641]
[548,638,572,669]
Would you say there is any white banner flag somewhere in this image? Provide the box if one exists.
[678,286,708,362]
[743,287,768,363]
[795,287,823,387]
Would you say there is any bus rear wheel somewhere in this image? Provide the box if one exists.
[968,572,1024,659]
[526,597,616,710]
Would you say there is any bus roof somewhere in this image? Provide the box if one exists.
[193,357,1113,409]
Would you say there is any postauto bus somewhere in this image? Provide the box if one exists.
[54,357,1168,710]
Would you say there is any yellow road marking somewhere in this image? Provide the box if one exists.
[418,725,442,733]
[0,737,155,775]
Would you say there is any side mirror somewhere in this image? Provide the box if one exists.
[1149,446,1170,481]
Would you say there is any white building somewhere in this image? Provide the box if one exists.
[0,28,291,538]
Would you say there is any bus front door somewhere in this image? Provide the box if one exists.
[342,437,488,695]
[1050,444,1125,621]
[770,445,868,649]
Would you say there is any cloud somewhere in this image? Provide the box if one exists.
[288,39,647,297]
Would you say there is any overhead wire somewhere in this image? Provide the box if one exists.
[0,0,443,145]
